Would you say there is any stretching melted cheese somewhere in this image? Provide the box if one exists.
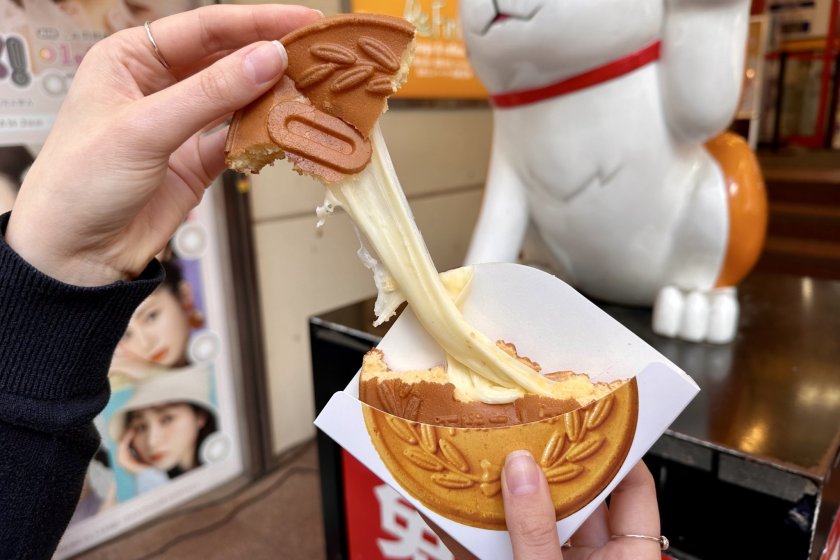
[222,14,615,405]
[325,126,566,404]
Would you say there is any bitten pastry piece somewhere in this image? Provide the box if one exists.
[224,77,300,174]
[224,13,414,180]
[359,348,624,427]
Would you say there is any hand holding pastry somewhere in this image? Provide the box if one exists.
[5,4,321,287]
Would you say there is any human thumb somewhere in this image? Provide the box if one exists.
[502,451,564,559]
[137,40,287,154]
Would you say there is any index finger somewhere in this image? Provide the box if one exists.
[141,5,322,70]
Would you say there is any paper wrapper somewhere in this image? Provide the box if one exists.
[315,262,699,558]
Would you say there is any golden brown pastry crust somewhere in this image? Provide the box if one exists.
[359,345,639,529]
[362,379,638,530]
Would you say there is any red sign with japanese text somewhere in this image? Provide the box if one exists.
[342,450,454,559]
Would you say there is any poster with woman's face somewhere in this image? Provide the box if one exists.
[99,242,222,501]
[56,191,245,557]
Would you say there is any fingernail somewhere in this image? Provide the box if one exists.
[243,40,287,85]
[505,451,540,496]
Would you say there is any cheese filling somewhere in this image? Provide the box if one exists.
[326,125,559,404]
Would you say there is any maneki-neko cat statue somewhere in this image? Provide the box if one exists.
[461,0,767,343]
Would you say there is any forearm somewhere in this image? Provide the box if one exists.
[0,212,162,558]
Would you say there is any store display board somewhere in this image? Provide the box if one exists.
[342,450,454,559]
[348,0,487,99]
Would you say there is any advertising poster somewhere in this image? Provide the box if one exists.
[53,188,245,557]
[1,143,246,557]
[0,0,196,145]
[349,0,487,99]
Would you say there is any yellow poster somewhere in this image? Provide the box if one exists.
[350,0,487,99]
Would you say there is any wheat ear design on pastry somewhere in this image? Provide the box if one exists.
[385,394,615,498]
[299,37,400,95]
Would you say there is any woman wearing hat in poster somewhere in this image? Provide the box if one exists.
[109,365,217,495]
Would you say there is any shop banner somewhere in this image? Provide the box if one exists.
[349,0,487,99]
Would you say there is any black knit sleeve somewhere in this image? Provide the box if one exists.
[0,212,163,559]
